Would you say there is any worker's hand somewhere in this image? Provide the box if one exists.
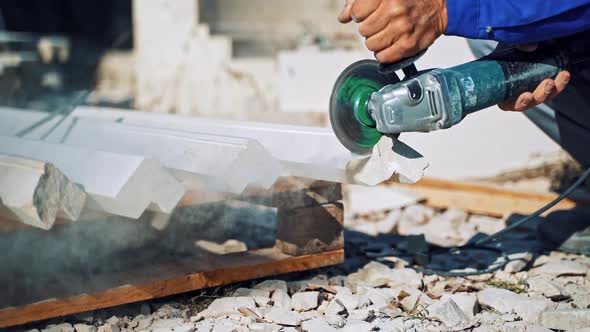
[338,0,447,63]
[498,44,571,112]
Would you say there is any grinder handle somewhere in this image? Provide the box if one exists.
[441,46,568,116]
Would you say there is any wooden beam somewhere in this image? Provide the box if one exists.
[0,248,344,328]
[390,177,576,217]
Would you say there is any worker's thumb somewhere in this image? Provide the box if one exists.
[338,0,354,23]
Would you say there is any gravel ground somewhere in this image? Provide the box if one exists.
[15,187,590,332]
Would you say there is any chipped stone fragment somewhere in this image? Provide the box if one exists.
[254,280,288,294]
[73,324,96,332]
[291,292,319,311]
[263,308,301,326]
[301,317,337,332]
[270,288,291,310]
[540,309,590,330]
[478,288,554,323]
[341,320,373,332]
[440,292,479,319]
[427,299,470,328]
[233,288,271,306]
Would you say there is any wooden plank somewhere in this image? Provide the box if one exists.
[0,248,344,328]
[276,203,344,256]
[390,177,576,217]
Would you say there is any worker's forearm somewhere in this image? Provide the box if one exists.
[445,0,590,43]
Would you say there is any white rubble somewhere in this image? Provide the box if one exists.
[440,292,479,319]
[254,280,289,294]
[270,288,292,310]
[301,318,337,332]
[540,309,590,330]
[196,297,256,320]
[477,288,555,323]
[291,292,319,311]
[426,298,470,328]
[263,308,301,326]
[232,288,270,306]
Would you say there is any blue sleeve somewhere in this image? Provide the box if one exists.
[445,0,590,43]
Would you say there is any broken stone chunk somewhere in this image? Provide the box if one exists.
[427,299,470,328]
[440,292,479,319]
[271,288,291,310]
[540,309,590,330]
[254,280,288,294]
[532,260,588,277]
[233,288,271,306]
[526,276,565,299]
[196,296,256,320]
[301,317,337,332]
[341,320,373,332]
[322,299,347,315]
[43,324,75,332]
[291,291,319,311]
[73,324,96,332]
[478,288,554,323]
[263,308,301,326]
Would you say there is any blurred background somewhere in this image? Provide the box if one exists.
[0,0,570,183]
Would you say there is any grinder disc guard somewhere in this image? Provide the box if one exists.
[329,60,400,154]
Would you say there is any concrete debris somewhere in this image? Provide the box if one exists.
[349,210,401,236]
[42,323,75,332]
[270,288,292,310]
[345,184,422,216]
[291,292,319,311]
[322,299,347,315]
[73,324,96,332]
[345,136,429,186]
[263,308,301,326]
[540,309,590,330]
[301,317,337,332]
[531,260,589,277]
[340,319,373,332]
[440,292,479,319]
[426,298,470,328]
[346,262,423,289]
[526,276,565,299]
[469,215,506,235]
[96,324,118,332]
[0,135,184,219]
[254,280,289,294]
[0,155,86,230]
[150,318,185,330]
[232,288,270,306]
[478,288,555,323]
[356,286,396,308]
[197,297,256,320]
[323,314,346,328]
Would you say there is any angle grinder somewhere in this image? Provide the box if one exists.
[330,38,589,155]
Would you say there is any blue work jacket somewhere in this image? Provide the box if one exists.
[445,0,590,43]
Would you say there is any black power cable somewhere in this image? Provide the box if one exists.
[413,166,590,277]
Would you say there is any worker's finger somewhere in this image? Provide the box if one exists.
[350,0,381,22]
[375,40,417,64]
[547,71,571,100]
[364,23,397,52]
[358,1,390,37]
[531,78,555,105]
[499,92,535,112]
[338,0,355,23]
